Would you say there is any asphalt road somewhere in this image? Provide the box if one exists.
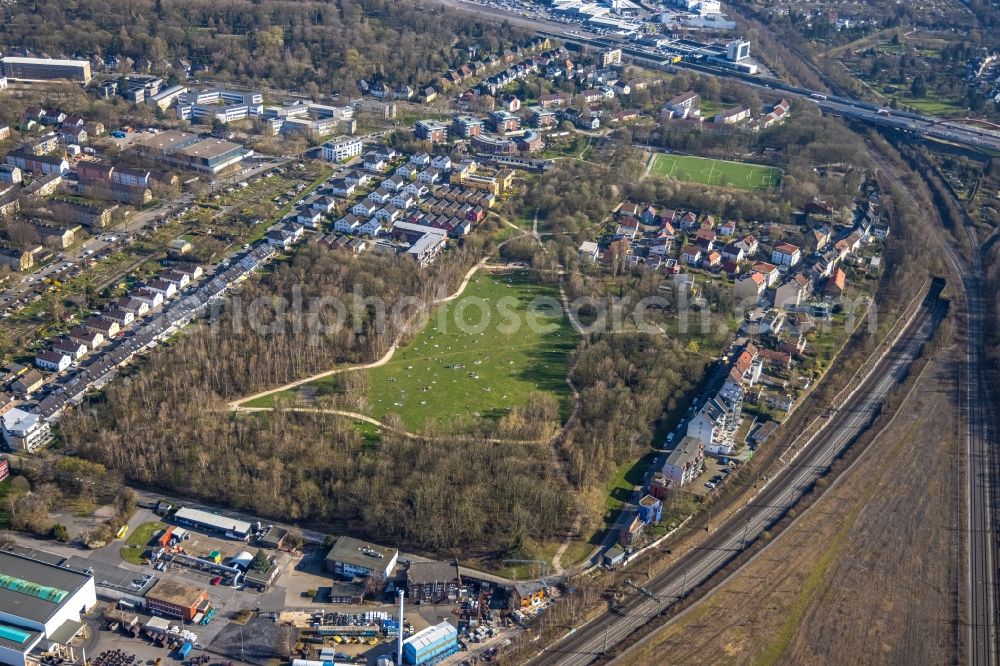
[432,0,1000,153]
[526,284,946,666]
[0,156,286,309]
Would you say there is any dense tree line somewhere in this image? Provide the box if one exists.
[66,406,571,552]
[118,240,486,398]
[0,0,529,94]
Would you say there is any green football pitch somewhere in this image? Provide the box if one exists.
[649,153,783,191]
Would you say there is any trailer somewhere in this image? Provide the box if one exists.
[103,606,140,631]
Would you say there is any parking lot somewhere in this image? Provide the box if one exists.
[690,458,739,498]
[281,546,338,609]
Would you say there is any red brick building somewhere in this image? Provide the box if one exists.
[146,580,208,621]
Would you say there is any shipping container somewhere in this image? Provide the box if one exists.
[403,621,458,665]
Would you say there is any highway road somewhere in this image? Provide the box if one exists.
[527,283,946,666]
[433,0,1000,153]
[637,53,1000,153]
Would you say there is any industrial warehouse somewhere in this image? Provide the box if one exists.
[403,622,459,665]
[0,549,97,666]
[171,506,253,540]
[0,500,539,666]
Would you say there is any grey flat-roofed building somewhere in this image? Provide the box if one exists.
[0,550,95,629]
[173,506,252,539]
[327,579,366,604]
[242,563,280,591]
[0,548,97,666]
[175,139,249,173]
[61,556,158,607]
[0,545,64,567]
[1,57,91,83]
[136,130,200,156]
[324,536,398,580]
[257,526,287,549]
[179,138,242,161]
[0,622,42,653]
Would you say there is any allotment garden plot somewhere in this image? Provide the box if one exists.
[357,270,578,433]
[649,153,783,191]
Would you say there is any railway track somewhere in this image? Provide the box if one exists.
[869,145,998,666]
[528,283,946,666]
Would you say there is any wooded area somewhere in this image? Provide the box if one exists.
[55,140,706,555]
[56,234,577,553]
[562,334,704,490]
[0,0,529,93]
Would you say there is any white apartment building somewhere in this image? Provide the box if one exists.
[661,436,704,486]
[2,408,53,452]
[322,136,363,162]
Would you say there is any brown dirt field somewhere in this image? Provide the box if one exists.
[620,350,964,666]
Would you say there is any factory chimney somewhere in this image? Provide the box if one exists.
[397,589,405,665]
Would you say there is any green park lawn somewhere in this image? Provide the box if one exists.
[902,96,965,117]
[649,153,783,191]
[120,520,164,565]
[353,269,578,432]
[699,99,726,118]
[607,451,658,512]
